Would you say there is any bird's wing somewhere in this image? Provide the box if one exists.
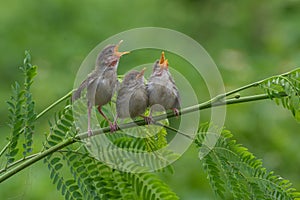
[72,78,88,101]
[72,70,99,101]
[170,77,181,109]
[173,87,181,109]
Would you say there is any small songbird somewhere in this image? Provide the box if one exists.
[147,52,180,118]
[72,40,129,136]
[113,68,148,130]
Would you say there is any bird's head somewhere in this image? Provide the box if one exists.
[96,40,130,69]
[152,51,169,76]
[135,67,146,80]
[123,68,146,86]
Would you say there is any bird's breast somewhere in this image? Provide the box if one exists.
[148,79,178,110]
[94,73,117,106]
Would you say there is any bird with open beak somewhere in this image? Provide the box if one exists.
[72,40,130,136]
[147,52,180,119]
[113,68,148,131]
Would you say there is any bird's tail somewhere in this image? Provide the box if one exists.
[72,79,87,102]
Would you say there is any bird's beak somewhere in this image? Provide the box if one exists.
[163,59,169,69]
[159,51,165,65]
[159,51,169,71]
[136,67,146,79]
[114,40,130,57]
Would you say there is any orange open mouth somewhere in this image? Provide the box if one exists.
[159,51,166,65]
[159,51,168,70]
[136,67,146,79]
[114,40,130,57]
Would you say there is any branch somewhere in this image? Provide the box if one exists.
[0,153,39,174]
[36,90,74,120]
[0,90,74,159]
[0,142,10,158]
[0,138,75,183]
[0,91,287,183]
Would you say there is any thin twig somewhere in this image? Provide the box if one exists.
[36,90,74,120]
[0,142,10,158]
[0,153,39,174]
[0,90,74,161]
[154,122,194,140]
[0,91,288,183]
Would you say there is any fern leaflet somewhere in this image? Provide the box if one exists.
[197,123,300,199]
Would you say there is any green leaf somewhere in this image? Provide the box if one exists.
[196,123,300,199]
[259,69,300,122]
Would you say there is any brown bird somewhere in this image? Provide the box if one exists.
[147,52,180,119]
[113,68,148,130]
[72,40,129,136]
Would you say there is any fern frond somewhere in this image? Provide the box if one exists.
[202,152,226,198]
[259,68,300,122]
[44,154,83,200]
[43,102,86,200]
[20,51,37,157]
[44,103,75,150]
[5,82,24,165]
[90,130,178,173]
[62,151,133,200]
[45,82,177,199]
[197,123,300,199]
[5,51,37,165]
[125,171,179,200]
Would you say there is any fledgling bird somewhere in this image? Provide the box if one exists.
[72,40,129,136]
[147,52,180,118]
[113,68,148,130]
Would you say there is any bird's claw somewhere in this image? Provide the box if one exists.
[110,122,118,133]
[143,116,153,125]
[88,128,93,137]
[140,115,153,125]
[173,108,180,117]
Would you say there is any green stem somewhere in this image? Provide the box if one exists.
[0,92,288,183]
[0,142,10,158]
[0,138,75,183]
[154,122,194,140]
[35,90,74,120]
[211,68,298,100]
[0,153,39,174]
[0,90,74,159]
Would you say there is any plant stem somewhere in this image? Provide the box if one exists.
[0,138,75,183]
[154,122,194,140]
[0,92,288,183]
[0,153,39,174]
[211,68,298,100]
[0,142,10,158]
[0,90,74,160]
[35,90,74,120]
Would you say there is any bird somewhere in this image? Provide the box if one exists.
[72,40,129,136]
[147,52,180,119]
[113,68,148,130]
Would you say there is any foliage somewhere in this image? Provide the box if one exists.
[259,69,300,122]
[43,101,178,200]
[197,123,300,199]
[5,51,37,166]
[1,52,300,200]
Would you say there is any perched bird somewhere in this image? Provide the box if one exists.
[113,68,148,130]
[147,52,180,118]
[72,40,129,136]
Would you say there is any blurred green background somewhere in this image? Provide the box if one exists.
[1,0,300,199]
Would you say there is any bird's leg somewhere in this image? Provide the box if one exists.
[111,115,119,132]
[97,105,116,133]
[172,108,180,118]
[140,115,153,125]
[87,102,93,137]
[140,108,154,124]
